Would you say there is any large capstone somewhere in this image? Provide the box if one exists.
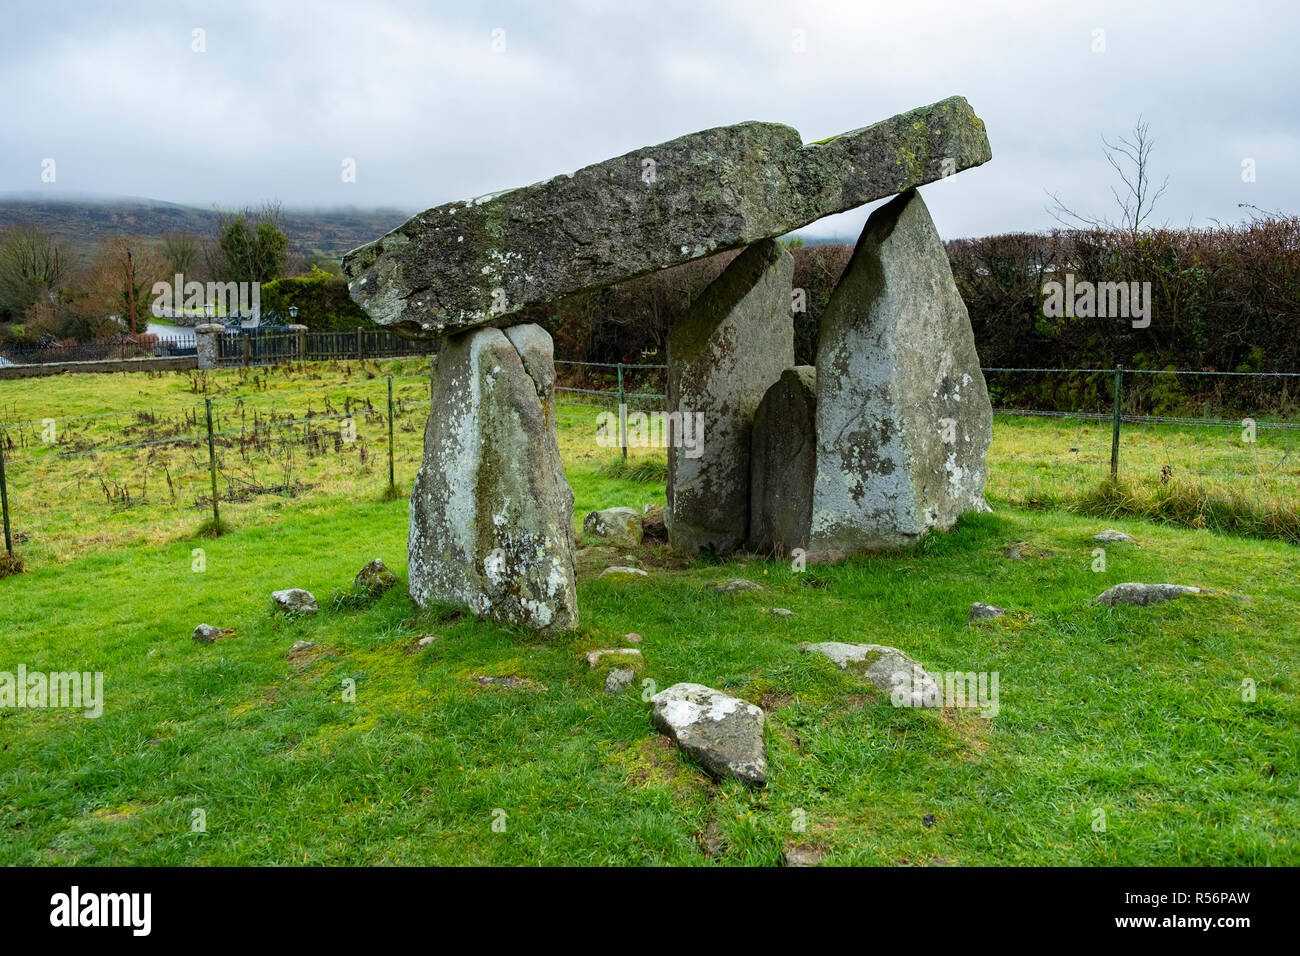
[810,189,993,552]
[408,323,578,632]
[666,239,794,556]
[749,365,817,556]
[343,97,992,336]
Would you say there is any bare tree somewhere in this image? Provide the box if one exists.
[1047,116,1170,235]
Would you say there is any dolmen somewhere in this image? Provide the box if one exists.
[343,95,995,632]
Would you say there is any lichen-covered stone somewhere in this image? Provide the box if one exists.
[650,683,767,785]
[810,189,992,553]
[666,239,794,556]
[749,366,817,555]
[582,507,644,548]
[408,323,578,633]
[1096,582,1200,607]
[354,558,398,594]
[343,97,992,336]
[799,642,940,708]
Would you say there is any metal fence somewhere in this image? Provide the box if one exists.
[216,328,436,367]
[0,337,197,366]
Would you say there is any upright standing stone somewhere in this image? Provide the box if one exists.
[194,323,224,370]
[749,366,817,556]
[408,323,578,632]
[666,240,794,556]
[810,189,992,552]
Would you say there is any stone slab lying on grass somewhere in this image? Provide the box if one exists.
[586,648,644,667]
[768,607,794,617]
[707,578,765,594]
[1093,529,1135,543]
[1096,582,1201,606]
[355,558,397,594]
[600,566,647,579]
[342,96,992,336]
[583,508,644,548]
[650,682,767,785]
[968,602,1006,622]
[799,642,940,708]
[272,589,318,613]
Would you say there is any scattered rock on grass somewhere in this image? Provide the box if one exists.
[799,642,939,707]
[707,578,765,594]
[192,624,233,644]
[650,683,767,785]
[624,632,643,643]
[1096,582,1201,606]
[272,589,318,613]
[968,602,1006,622]
[768,607,794,617]
[783,844,827,867]
[586,648,643,668]
[1093,529,1134,543]
[354,558,398,594]
[604,669,636,694]
[416,635,437,648]
[583,508,644,548]
[288,640,317,656]
[641,504,667,542]
[600,566,648,579]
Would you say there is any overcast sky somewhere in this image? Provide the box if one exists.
[2,0,1296,240]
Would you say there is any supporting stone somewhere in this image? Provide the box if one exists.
[810,189,992,552]
[408,323,578,632]
[666,239,794,556]
[194,323,224,370]
[748,366,817,556]
[286,323,308,362]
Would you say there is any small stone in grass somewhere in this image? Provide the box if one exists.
[768,607,794,617]
[604,668,635,694]
[968,602,1006,622]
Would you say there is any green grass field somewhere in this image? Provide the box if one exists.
[0,364,1296,865]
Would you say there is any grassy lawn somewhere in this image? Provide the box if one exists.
[0,366,1296,865]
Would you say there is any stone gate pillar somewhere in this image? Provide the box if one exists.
[665,239,794,556]
[194,323,224,370]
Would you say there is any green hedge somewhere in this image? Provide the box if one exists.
[259,267,373,330]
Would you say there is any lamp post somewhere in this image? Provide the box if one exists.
[289,305,299,320]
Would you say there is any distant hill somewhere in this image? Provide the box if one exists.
[0,194,412,266]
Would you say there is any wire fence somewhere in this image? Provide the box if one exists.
[0,358,1296,565]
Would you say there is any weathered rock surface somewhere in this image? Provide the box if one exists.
[599,566,647,579]
[604,668,636,694]
[650,683,767,785]
[192,623,232,644]
[666,239,794,555]
[582,507,644,548]
[272,589,318,613]
[354,558,397,594]
[343,97,992,336]
[968,602,1006,622]
[408,323,578,633]
[1096,582,1201,607]
[810,189,993,553]
[800,642,940,707]
[1093,529,1135,543]
[707,578,766,594]
[749,366,817,555]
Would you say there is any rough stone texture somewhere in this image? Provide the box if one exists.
[408,323,578,633]
[811,189,993,552]
[585,648,643,667]
[1096,582,1201,607]
[272,589,318,613]
[799,642,940,708]
[354,558,397,594]
[582,507,644,549]
[650,683,767,785]
[707,578,766,594]
[192,623,231,644]
[666,239,794,555]
[604,668,636,694]
[1094,529,1135,543]
[342,97,992,337]
[768,608,794,617]
[599,566,647,579]
[968,602,1006,622]
[749,366,817,555]
[640,504,667,541]
[783,845,828,867]
[194,323,224,371]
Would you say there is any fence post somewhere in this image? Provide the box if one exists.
[387,376,396,493]
[617,362,627,459]
[1110,363,1124,479]
[242,332,252,368]
[205,398,221,532]
[356,327,364,361]
[0,438,12,557]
